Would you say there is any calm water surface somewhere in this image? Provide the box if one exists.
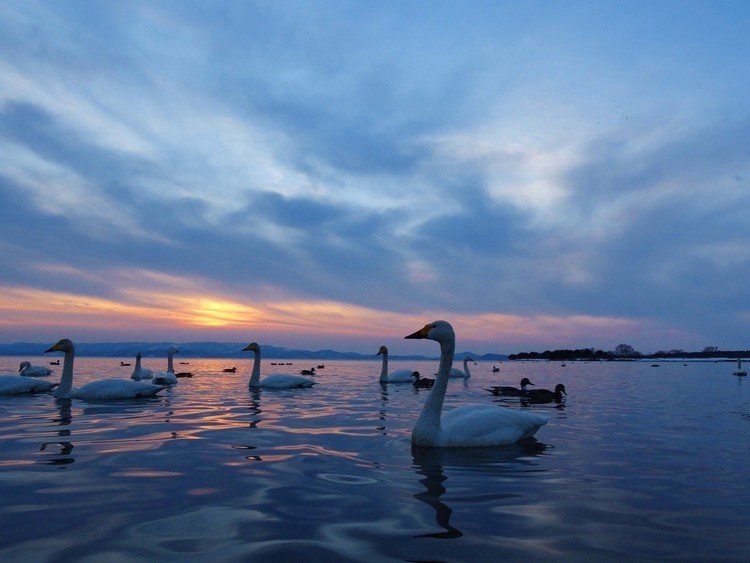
[1,357,749,561]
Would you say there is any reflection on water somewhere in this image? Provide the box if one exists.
[0,357,749,560]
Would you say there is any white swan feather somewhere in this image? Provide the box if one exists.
[405,321,547,448]
[243,342,315,389]
[0,374,58,394]
[131,353,154,380]
[152,347,180,385]
[46,339,165,400]
[19,361,53,376]
[376,345,415,383]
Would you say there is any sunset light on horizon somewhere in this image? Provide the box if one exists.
[1,1,748,355]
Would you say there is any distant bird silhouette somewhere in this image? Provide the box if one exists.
[412,371,434,389]
[50,360,60,365]
[223,367,237,373]
[486,377,534,396]
[120,362,131,366]
[317,365,325,369]
[300,367,316,375]
[492,366,499,372]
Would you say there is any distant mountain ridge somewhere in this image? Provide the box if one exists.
[0,341,508,362]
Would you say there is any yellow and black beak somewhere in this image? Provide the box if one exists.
[405,324,431,339]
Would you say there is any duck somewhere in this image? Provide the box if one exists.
[405,321,547,447]
[377,345,416,383]
[242,343,315,389]
[317,364,325,369]
[19,361,53,376]
[526,383,567,404]
[448,357,475,378]
[130,353,154,380]
[412,371,434,389]
[300,367,316,376]
[120,362,131,366]
[486,378,534,397]
[223,367,237,373]
[733,358,747,377]
[492,366,500,373]
[50,360,60,365]
[45,339,165,400]
[151,347,180,385]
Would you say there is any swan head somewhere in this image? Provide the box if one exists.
[404,320,454,342]
[45,339,74,354]
[242,342,260,353]
[18,361,30,371]
[520,377,534,387]
[376,345,387,356]
[136,352,142,359]
[169,347,179,354]
[411,371,421,379]
[555,383,567,395]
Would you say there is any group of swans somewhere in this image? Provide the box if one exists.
[1,320,549,448]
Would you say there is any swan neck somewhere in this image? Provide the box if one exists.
[463,357,471,378]
[379,350,388,382]
[167,351,174,373]
[55,347,75,398]
[415,337,454,436]
[249,349,261,387]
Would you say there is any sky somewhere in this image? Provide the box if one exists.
[1,1,749,355]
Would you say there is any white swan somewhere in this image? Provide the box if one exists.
[19,361,53,376]
[734,358,747,377]
[242,342,315,389]
[377,345,415,383]
[0,374,58,394]
[131,353,154,380]
[405,321,548,447]
[449,357,475,378]
[152,347,179,385]
[46,339,165,400]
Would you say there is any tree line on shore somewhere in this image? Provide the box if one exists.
[508,345,750,361]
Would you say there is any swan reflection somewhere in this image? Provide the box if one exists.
[411,439,548,539]
[39,399,75,466]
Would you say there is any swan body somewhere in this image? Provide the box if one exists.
[487,378,534,396]
[406,321,547,447]
[46,339,165,400]
[377,346,415,383]
[0,375,58,394]
[131,353,154,380]
[449,357,475,378]
[243,343,315,389]
[526,383,567,403]
[733,358,747,377]
[152,347,180,385]
[19,361,53,376]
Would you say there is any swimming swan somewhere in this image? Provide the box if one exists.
[152,347,179,385]
[19,361,53,376]
[487,378,534,396]
[242,342,315,389]
[405,321,547,447]
[449,357,475,378]
[45,339,165,400]
[377,346,416,383]
[131,353,154,380]
[0,374,58,394]
[733,358,747,377]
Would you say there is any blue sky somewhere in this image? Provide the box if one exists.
[0,1,748,354]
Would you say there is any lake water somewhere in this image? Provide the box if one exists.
[1,356,749,561]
